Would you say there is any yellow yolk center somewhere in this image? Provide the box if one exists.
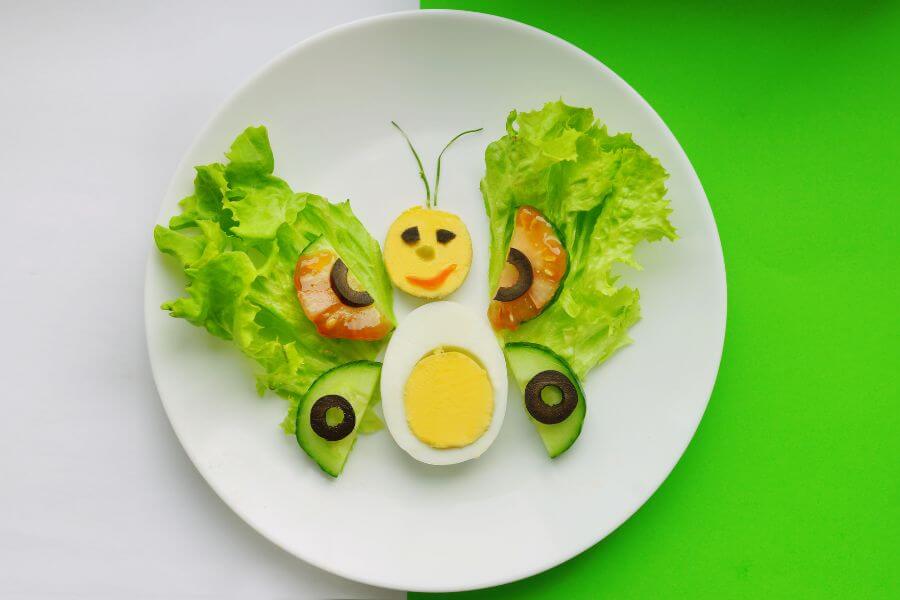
[404,349,493,449]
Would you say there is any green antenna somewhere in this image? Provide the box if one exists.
[392,122,482,208]
[391,121,432,207]
[434,128,482,207]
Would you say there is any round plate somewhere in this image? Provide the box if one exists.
[145,10,726,593]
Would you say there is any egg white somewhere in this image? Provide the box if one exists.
[381,301,508,465]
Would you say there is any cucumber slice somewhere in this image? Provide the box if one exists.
[296,361,381,477]
[505,342,585,458]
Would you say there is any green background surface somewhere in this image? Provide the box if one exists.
[417,1,899,598]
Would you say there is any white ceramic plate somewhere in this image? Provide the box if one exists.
[145,10,726,593]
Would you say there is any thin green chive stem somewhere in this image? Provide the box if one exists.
[391,121,432,207]
[434,128,483,207]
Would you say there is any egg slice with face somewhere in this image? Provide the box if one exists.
[381,301,507,465]
[383,206,473,299]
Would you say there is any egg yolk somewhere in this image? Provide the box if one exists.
[403,349,493,449]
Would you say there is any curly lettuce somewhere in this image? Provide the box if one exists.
[154,126,392,432]
[481,101,676,378]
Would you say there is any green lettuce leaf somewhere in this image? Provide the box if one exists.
[154,126,391,433]
[168,164,232,231]
[481,101,676,378]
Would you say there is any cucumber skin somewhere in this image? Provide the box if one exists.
[295,360,382,477]
[526,213,569,325]
[504,342,585,458]
[299,234,327,256]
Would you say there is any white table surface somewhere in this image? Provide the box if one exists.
[0,1,413,598]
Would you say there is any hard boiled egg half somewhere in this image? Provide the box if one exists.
[381,302,507,465]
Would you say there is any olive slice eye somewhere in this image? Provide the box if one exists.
[309,394,356,441]
[524,370,578,424]
[401,226,420,244]
[436,229,456,244]
[493,248,533,302]
[330,259,374,307]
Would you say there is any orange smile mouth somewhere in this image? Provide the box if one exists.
[406,264,458,290]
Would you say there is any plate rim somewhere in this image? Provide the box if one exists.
[144,8,727,592]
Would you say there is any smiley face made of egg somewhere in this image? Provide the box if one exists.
[384,206,472,298]
[381,301,507,465]
[383,123,481,299]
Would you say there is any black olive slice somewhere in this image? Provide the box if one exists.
[401,226,420,244]
[330,259,374,307]
[436,228,456,244]
[310,394,356,441]
[524,370,578,425]
[493,247,533,302]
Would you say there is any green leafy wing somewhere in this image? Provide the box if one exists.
[481,101,676,378]
[154,126,391,432]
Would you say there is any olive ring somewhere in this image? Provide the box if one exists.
[310,394,356,441]
[524,370,578,425]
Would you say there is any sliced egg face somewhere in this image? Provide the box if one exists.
[381,302,507,465]
[384,206,473,299]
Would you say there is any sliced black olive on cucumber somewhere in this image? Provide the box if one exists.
[505,342,585,458]
[524,370,579,424]
[296,361,382,477]
[309,395,356,441]
[493,248,533,302]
